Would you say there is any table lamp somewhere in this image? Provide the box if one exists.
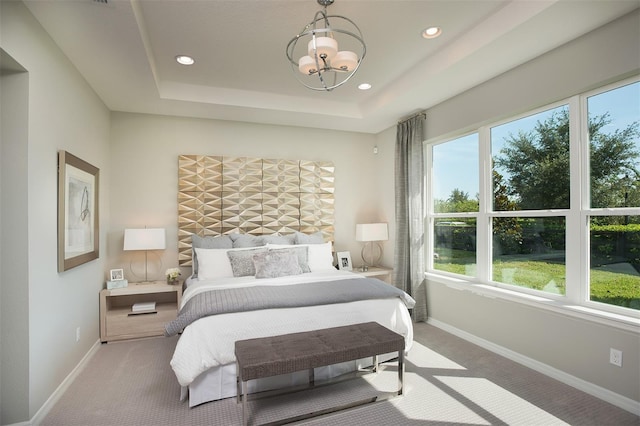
[123,228,166,282]
[355,223,388,271]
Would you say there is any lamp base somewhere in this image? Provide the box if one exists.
[128,250,163,283]
[360,241,383,268]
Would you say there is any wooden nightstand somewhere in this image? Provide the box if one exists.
[352,266,393,283]
[99,282,182,343]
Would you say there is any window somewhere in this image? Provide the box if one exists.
[590,215,640,309]
[432,133,479,214]
[492,216,566,295]
[490,106,568,295]
[431,134,478,277]
[586,81,640,310]
[492,105,570,211]
[427,78,640,315]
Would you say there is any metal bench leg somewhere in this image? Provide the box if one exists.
[242,379,248,426]
[373,355,378,373]
[236,362,241,403]
[398,350,404,396]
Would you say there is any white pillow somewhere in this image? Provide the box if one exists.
[195,247,263,280]
[194,248,233,280]
[267,242,334,272]
[306,242,335,271]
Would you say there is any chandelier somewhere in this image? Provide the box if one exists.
[286,0,366,91]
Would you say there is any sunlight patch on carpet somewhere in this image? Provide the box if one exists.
[435,376,571,425]
[406,341,467,369]
[391,373,491,424]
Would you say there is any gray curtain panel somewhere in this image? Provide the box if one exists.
[394,114,427,322]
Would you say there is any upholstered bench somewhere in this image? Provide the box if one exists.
[235,321,405,426]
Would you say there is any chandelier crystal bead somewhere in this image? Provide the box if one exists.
[286,0,366,91]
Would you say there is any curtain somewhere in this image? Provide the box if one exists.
[394,114,427,322]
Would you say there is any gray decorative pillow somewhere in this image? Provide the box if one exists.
[294,231,324,244]
[253,250,303,279]
[269,246,310,273]
[229,234,266,248]
[260,234,296,245]
[191,234,233,276]
[227,248,267,277]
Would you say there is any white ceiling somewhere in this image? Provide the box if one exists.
[23,0,639,134]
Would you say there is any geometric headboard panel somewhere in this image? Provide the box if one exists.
[177,155,335,266]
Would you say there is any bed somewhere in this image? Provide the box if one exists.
[166,232,415,407]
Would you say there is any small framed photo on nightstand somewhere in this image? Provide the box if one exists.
[110,268,124,281]
[337,251,352,271]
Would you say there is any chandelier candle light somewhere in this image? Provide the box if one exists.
[356,223,388,271]
[286,0,366,91]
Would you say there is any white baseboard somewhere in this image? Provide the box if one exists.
[28,339,101,426]
[4,421,30,426]
[427,318,640,416]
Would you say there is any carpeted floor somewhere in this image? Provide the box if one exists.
[41,322,639,426]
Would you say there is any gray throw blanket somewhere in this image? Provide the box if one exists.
[165,278,415,336]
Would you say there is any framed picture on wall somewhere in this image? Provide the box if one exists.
[337,251,352,271]
[58,150,100,272]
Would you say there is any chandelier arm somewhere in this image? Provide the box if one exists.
[287,57,364,91]
[317,71,329,91]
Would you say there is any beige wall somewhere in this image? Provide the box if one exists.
[374,125,397,268]
[1,2,111,423]
[428,281,640,404]
[424,10,640,140]
[0,3,391,422]
[107,113,386,278]
[1,0,638,423]
[1,50,30,424]
[372,10,640,406]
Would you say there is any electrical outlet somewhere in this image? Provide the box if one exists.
[76,327,81,343]
[609,348,622,367]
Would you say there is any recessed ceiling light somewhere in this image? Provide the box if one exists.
[358,83,372,90]
[176,55,195,65]
[422,26,442,39]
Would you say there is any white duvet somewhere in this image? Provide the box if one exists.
[169,270,415,387]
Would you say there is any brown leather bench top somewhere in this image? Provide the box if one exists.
[235,321,404,381]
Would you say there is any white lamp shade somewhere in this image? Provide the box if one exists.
[355,223,388,242]
[298,55,319,74]
[123,228,166,251]
[332,51,358,71]
[308,37,337,61]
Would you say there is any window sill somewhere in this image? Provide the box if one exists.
[425,272,640,333]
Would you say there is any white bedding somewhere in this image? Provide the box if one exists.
[169,270,414,401]
[181,269,362,306]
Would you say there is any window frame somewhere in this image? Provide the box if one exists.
[425,77,640,328]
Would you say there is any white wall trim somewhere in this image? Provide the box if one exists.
[3,421,30,426]
[28,339,101,426]
[427,318,640,416]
